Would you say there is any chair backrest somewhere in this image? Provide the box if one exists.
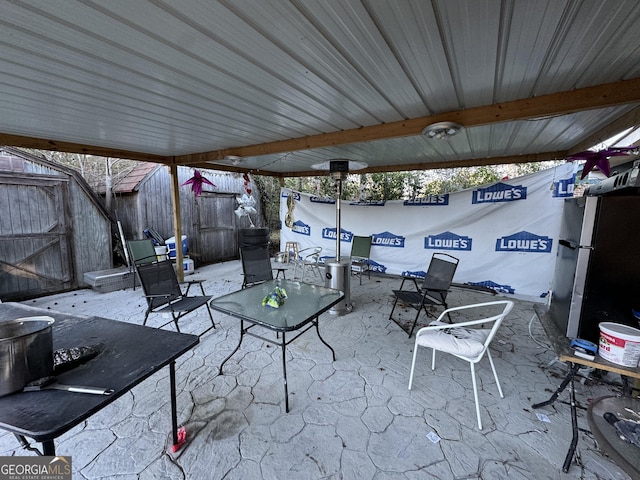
[128,239,158,266]
[480,300,514,348]
[422,253,459,291]
[350,236,372,259]
[240,244,273,287]
[430,300,514,359]
[136,260,182,308]
[299,246,322,263]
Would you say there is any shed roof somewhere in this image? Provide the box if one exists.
[109,162,159,194]
[0,146,111,218]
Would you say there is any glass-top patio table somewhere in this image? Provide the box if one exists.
[209,279,344,412]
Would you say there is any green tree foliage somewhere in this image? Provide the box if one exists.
[252,175,283,233]
[423,166,502,195]
[254,161,563,236]
[362,172,409,200]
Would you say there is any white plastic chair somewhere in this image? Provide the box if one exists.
[293,246,323,282]
[408,300,514,430]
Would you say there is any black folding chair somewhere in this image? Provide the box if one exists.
[389,253,459,337]
[350,235,372,285]
[240,244,274,288]
[127,239,158,290]
[136,260,215,336]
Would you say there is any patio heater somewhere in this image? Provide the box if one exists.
[312,159,367,315]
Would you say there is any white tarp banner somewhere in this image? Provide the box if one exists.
[279,164,576,300]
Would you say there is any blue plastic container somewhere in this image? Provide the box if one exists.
[165,235,188,259]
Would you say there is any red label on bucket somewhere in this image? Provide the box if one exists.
[600,331,625,347]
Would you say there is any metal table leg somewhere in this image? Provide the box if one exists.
[532,362,581,408]
[13,434,50,456]
[314,318,336,361]
[281,331,289,413]
[563,376,579,473]
[42,440,55,456]
[220,317,336,414]
[169,361,178,447]
[219,319,245,375]
[532,362,582,473]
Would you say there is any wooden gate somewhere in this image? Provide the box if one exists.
[0,174,74,300]
[194,192,238,263]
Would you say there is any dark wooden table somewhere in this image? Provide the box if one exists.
[209,279,344,412]
[0,303,199,456]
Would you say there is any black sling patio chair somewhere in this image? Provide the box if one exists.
[136,260,215,336]
[389,253,459,338]
[127,239,158,290]
[240,244,274,288]
[350,235,373,285]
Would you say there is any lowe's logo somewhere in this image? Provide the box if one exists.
[368,260,387,274]
[350,200,386,206]
[468,280,515,294]
[292,220,311,236]
[424,231,472,251]
[372,231,405,248]
[322,228,353,242]
[401,270,425,279]
[495,231,552,253]
[282,191,301,201]
[404,194,449,206]
[472,182,527,204]
[310,196,335,204]
[552,174,575,198]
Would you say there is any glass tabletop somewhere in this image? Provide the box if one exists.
[209,279,344,331]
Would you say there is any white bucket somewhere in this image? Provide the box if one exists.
[154,246,168,261]
[598,322,640,367]
[182,258,194,275]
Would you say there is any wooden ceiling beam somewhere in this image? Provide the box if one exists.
[568,105,640,155]
[177,77,640,165]
[236,150,570,178]
[2,78,638,173]
[0,133,169,164]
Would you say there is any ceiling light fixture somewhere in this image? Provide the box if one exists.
[421,121,463,139]
[224,155,243,165]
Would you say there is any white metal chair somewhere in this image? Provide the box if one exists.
[293,246,323,282]
[408,300,514,430]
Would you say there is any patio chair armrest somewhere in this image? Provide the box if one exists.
[144,293,172,300]
[422,317,499,332]
[183,278,206,296]
[398,276,420,291]
[434,301,511,318]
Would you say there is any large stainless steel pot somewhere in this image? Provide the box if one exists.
[0,316,54,397]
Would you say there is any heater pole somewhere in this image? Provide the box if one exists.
[335,177,342,261]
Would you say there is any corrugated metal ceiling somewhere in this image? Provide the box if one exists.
[1,0,639,176]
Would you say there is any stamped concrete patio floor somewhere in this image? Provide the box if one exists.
[1,260,633,480]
